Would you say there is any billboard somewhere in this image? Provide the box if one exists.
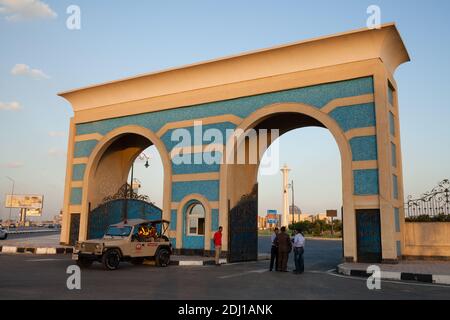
[5,195,44,209]
[266,210,279,224]
[267,214,280,225]
[326,210,338,218]
[26,208,42,217]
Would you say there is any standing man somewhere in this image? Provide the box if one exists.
[293,229,305,274]
[269,227,279,271]
[214,226,223,266]
[275,226,292,272]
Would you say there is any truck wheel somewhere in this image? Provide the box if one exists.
[155,248,170,267]
[102,249,121,270]
[77,258,93,268]
[130,257,145,265]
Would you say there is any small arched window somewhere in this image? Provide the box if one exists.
[186,202,205,236]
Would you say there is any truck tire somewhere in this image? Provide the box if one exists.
[130,257,145,265]
[155,248,170,267]
[77,258,93,268]
[102,249,121,270]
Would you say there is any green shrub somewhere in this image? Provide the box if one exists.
[405,214,450,222]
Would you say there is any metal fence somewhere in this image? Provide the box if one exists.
[405,179,450,218]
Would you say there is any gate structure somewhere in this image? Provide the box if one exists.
[87,184,162,240]
[59,24,410,263]
[228,185,258,262]
[405,179,450,219]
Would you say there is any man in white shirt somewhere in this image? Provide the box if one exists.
[292,229,305,274]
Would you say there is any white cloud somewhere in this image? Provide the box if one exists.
[48,147,64,157]
[11,63,49,79]
[0,101,22,111]
[48,131,65,137]
[0,0,57,22]
[5,161,24,168]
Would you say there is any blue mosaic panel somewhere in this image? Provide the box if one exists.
[182,235,205,249]
[74,140,98,158]
[391,142,397,167]
[172,153,222,174]
[70,188,83,205]
[162,122,235,151]
[75,77,374,138]
[72,164,86,181]
[394,208,401,232]
[353,169,379,195]
[393,174,399,199]
[349,136,378,161]
[211,209,219,231]
[329,103,376,132]
[172,180,220,202]
[170,209,177,231]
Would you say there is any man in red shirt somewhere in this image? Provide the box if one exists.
[213,226,223,266]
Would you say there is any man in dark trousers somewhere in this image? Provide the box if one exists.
[275,226,292,272]
[292,228,305,274]
[269,227,279,271]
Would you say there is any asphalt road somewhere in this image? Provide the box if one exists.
[1,238,449,300]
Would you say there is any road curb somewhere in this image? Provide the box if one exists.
[168,255,270,266]
[169,258,228,266]
[0,245,73,255]
[337,264,450,285]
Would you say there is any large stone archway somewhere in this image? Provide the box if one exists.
[219,103,357,260]
[59,24,409,262]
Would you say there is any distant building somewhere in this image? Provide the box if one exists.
[300,213,334,223]
[289,205,302,223]
[257,216,266,230]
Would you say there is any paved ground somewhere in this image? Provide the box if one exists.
[1,238,450,300]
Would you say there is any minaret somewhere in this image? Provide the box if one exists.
[280,164,290,228]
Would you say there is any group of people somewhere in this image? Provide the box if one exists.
[270,226,305,274]
[213,225,305,272]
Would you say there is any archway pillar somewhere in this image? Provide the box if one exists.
[372,63,404,262]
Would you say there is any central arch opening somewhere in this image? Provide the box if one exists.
[257,126,343,270]
[224,107,351,264]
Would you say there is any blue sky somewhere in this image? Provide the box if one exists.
[1,0,449,220]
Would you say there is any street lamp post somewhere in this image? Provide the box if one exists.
[291,180,295,225]
[280,165,290,228]
[5,176,15,230]
[124,152,150,223]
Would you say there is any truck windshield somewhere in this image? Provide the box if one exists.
[104,226,132,237]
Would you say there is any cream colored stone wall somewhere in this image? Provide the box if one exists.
[404,222,450,258]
